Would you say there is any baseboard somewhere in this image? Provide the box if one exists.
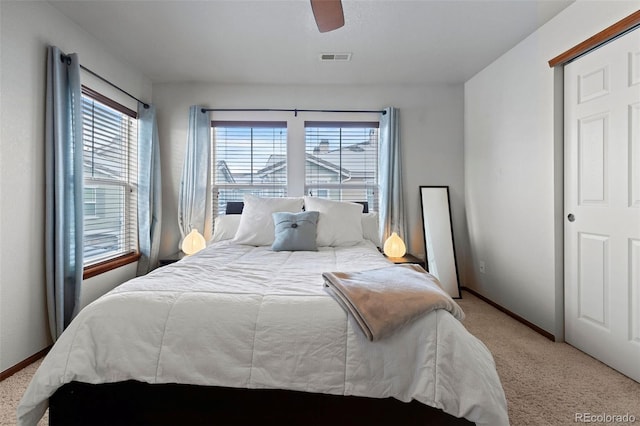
[461,286,556,341]
[0,346,51,381]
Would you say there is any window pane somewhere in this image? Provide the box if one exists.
[84,184,126,263]
[212,124,287,216]
[84,188,97,217]
[305,124,379,211]
[82,90,138,266]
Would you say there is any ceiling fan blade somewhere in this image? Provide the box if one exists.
[310,0,344,33]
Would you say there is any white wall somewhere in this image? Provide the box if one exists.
[153,83,471,283]
[0,1,152,372]
[464,1,638,338]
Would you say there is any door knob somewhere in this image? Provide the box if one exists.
[567,213,575,222]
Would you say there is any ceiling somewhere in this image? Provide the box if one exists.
[48,0,575,86]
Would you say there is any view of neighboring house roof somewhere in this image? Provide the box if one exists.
[215,160,236,184]
[256,153,350,181]
[257,137,376,183]
[214,127,378,185]
[313,139,377,179]
[83,137,128,181]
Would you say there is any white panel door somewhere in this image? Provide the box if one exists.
[565,28,640,383]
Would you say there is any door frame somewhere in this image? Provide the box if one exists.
[549,10,640,343]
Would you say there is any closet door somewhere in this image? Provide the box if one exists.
[564,27,640,382]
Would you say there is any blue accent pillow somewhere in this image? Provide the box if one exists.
[271,211,320,251]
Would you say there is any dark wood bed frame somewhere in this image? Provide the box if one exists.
[50,381,474,425]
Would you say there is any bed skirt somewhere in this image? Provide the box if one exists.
[49,381,474,425]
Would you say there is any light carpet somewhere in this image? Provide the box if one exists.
[457,291,639,425]
[1,290,638,425]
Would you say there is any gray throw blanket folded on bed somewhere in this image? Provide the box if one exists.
[322,264,465,341]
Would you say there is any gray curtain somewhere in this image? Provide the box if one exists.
[378,107,407,244]
[45,46,84,341]
[178,105,211,242]
[136,103,162,275]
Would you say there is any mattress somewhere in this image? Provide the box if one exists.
[18,240,508,425]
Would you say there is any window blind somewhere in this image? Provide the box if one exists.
[81,87,138,266]
[212,121,288,216]
[305,121,379,211]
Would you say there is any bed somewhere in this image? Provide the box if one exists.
[18,196,508,425]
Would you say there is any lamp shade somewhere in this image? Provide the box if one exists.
[383,232,406,258]
[181,229,206,255]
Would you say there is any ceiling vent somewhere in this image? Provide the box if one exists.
[320,52,352,62]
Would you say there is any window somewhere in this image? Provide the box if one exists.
[84,187,97,217]
[305,122,379,211]
[81,87,138,269]
[212,121,288,215]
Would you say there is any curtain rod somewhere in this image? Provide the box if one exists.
[201,108,386,117]
[59,53,149,109]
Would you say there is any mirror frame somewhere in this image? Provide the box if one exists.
[419,186,461,299]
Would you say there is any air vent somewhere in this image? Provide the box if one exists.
[320,52,352,62]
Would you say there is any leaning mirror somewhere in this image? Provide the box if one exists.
[420,186,461,298]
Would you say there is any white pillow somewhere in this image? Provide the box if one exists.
[233,195,304,246]
[211,215,242,242]
[362,212,381,247]
[303,196,364,247]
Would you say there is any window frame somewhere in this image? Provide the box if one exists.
[81,86,140,279]
[208,114,381,225]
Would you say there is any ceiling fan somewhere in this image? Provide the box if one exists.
[310,0,344,33]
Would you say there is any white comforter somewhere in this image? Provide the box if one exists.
[18,241,508,425]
